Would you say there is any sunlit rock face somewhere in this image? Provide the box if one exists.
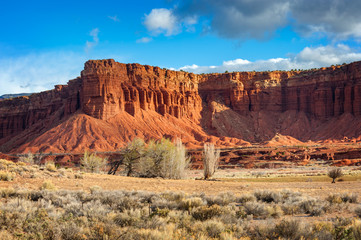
[1,59,361,153]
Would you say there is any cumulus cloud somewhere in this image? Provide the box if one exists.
[168,0,361,40]
[144,8,179,36]
[136,37,152,43]
[85,28,99,52]
[143,8,197,36]
[179,44,361,73]
[0,52,86,95]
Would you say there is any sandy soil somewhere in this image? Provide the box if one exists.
[1,172,360,200]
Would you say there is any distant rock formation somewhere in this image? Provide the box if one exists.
[1,59,361,153]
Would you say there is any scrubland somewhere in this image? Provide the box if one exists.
[0,159,361,239]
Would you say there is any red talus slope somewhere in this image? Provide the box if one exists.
[2,59,361,153]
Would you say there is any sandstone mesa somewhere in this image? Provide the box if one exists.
[1,59,361,154]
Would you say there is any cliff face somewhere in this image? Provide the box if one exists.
[81,59,201,121]
[1,59,361,153]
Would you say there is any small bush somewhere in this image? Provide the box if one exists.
[81,151,107,173]
[192,205,223,221]
[328,168,343,183]
[203,220,225,238]
[18,152,35,164]
[40,180,56,190]
[45,162,57,172]
[0,171,15,181]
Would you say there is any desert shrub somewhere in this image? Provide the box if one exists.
[203,219,225,238]
[210,192,236,206]
[89,185,102,194]
[81,151,107,173]
[113,209,142,227]
[18,152,35,164]
[266,204,284,218]
[0,159,15,171]
[326,194,343,204]
[351,220,361,240]
[0,171,15,181]
[341,193,358,203]
[192,205,224,221]
[180,197,204,212]
[274,219,304,239]
[236,194,257,203]
[40,180,56,190]
[242,202,268,219]
[121,138,145,176]
[328,168,343,183]
[299,198,327,216]
[355,206,361,218]
[203,143,220,179]
[254,190,282,203]
[45,161,57,172]
[139,138,189,179]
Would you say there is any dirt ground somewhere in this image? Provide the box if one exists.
[1,171,360,200]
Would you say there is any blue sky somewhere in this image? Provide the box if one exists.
[1,0,361,94]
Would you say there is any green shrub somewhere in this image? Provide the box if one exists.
[81,151,107,173]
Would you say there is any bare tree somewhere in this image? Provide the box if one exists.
[203,143,220,180]
[328,168,343,183]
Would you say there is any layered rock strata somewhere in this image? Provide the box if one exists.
[1,59,361,153]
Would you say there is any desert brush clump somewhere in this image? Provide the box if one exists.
[81,151,107,173]
[0,188,358,239]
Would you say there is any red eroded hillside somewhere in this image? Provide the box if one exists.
[1,59,361,153]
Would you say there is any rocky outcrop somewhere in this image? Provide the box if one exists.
[1,59,361,153]
[81,59,201,121]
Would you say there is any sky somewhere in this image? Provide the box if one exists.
[1,0,361,95]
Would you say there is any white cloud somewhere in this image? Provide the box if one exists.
[143,8,198,36]
[108,15,119,22]
[179,44,361,73]
[144,8,178,36]
[0,52,86,95]
[136,37,152,43]
[85,28,100,52]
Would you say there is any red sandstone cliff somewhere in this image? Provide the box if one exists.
[1,59,361,153]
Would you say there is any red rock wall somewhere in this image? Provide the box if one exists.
[0,78,81,139]
[199,62,361,121]
[1,59,361,148]
[81,59,201,121]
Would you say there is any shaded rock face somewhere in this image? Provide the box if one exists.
[1,59,361,153]
[0,79,81,139]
